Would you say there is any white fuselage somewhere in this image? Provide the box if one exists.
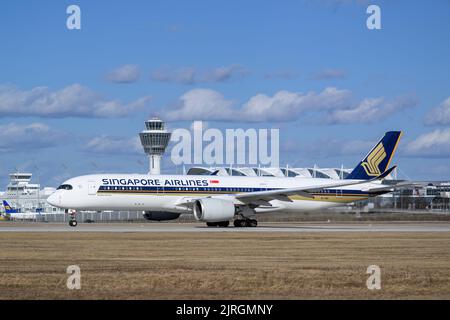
[7,212,45,220]
[47,174,385,214]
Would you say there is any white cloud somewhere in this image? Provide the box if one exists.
[0,122,64,151]
[165,89,237,121]
[0,84,150,118]
[241,87,351,122]
[326,95,417,124]
[83,135,143,155]
[164,87,351,122]
[163,88,416,123]
[105,64,140,83]
[207,65,248,82]
[404,129,450,158]
[151,65,248,84]
[424,97,450,125]
[326,98,384,124]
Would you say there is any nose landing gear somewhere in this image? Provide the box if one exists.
[67,209,78,227]
[69,220,78,227]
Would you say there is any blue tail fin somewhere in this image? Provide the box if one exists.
[3,200,19,214]
[345,131,402,180]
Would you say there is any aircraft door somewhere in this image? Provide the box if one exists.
[88,181,97,195]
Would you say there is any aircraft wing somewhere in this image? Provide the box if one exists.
[233,166,397,206]
[175,166,396,208]
[173,179,365,208]
[363,182,422,193]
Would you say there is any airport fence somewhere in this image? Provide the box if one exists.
[40,211,146,223]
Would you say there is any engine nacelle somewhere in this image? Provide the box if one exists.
[193,198,235,222]
[143,211,181,221]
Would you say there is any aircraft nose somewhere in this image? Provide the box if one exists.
[47,192,59,207]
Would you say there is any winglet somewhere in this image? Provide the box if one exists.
[210,170,220,176]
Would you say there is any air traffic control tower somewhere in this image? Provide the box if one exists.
[139,118,172,175]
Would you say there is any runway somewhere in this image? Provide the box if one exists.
[1,222,450,233]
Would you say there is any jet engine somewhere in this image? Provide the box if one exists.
[143,211,181,221]
[193,198,235,222]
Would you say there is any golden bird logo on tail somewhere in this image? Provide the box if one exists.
[361,143,386,176]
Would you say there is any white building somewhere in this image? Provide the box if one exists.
[186,166,354,179]
[139,118,172,175]
[1,172,61,214]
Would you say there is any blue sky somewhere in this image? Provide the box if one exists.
[1,0,450,186]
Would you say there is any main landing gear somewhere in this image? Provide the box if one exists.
[205,219,258,228]
[234,219,257,228]
[206,221,230,227]
[67,209,78,227]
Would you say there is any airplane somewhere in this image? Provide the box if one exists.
[47,131,405,228]
[2,200,51,220]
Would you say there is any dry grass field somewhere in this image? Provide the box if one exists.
[0,230,449,299]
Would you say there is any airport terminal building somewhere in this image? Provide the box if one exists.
[0,173,59,214]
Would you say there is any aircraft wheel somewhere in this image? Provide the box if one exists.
[206,222,217,227]
[69,220,78,227]
[239,219,248,228]
[234,219,242,227]
[219,221,230,228]
[249,219,258,227]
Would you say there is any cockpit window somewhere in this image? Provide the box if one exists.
[57,184,73,190]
